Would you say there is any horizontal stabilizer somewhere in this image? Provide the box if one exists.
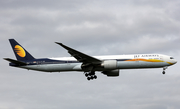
[4,58,27,65]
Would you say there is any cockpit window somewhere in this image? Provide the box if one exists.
[170,57,174,59]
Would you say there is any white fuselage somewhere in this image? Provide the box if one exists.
[19,54,177,72]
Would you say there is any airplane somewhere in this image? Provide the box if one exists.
[4,39,177,81]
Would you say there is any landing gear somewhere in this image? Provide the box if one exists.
[162,71,165,74]
[84,71,97,81]
[162,67,168,75]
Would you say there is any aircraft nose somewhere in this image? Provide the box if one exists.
[173,59,177,64]
[174,60,177,64]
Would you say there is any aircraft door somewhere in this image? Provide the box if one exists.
[160,55,164,61]
[134,55,140,67]
[134,55,140,62]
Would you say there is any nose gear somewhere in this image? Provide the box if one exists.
[162,66,168,74]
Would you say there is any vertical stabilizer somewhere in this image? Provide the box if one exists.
[9,39,35,61]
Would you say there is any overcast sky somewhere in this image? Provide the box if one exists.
[1,0,180,109]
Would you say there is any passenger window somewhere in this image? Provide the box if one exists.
[170,57,174,59]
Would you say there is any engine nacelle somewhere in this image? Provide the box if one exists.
[102,69,119,77]
[101,60,117,70]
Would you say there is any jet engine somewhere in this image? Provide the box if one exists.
[101,60,117,70]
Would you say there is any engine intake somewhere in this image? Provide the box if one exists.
[101,60,117,70]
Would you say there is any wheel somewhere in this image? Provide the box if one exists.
[94,75,97,79]
[85,73,88,77]
[162,71,165,74]
[90,76,94,80]
[87,77,91,80]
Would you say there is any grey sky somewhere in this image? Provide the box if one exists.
[1,0,180,109]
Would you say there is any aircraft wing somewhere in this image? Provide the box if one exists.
[55,42,102,64]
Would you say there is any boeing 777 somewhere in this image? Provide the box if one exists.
[4,39,177,80]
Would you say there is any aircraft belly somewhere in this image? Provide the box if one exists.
[20,61,170,72]
[117,61,169,69]
[21,63,82,72]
